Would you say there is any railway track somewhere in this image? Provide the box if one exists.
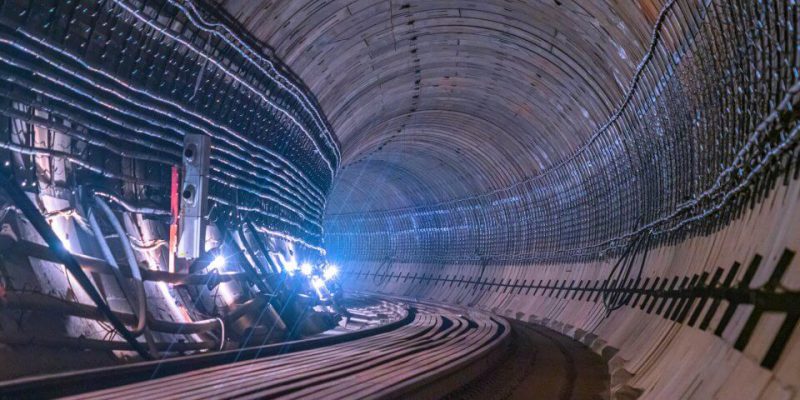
[0,297,509,399]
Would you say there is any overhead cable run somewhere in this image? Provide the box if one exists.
[0,0,339,253]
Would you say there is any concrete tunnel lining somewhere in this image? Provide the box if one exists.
[0,0,798,398]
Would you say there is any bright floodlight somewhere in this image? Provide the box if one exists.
[300,262,313,276]
[283,258,298,275]
[323,264,338,281]
[311,276,325,290]
[209,255,226,270]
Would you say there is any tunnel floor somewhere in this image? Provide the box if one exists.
[447,320,609,400]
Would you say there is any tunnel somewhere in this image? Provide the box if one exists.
[0,0,798,398]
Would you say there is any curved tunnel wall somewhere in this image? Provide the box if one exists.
[1,0,796,397]
[0,0,341,377]
[322,0,800,264]
[340,192,800,397]
[213,0,800,398]
[217,0,799,265]
[216,0,656,212]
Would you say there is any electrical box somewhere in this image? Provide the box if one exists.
[177,134,211,260]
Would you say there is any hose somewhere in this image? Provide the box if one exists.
[245,221,282,274]
[215,317,225,351]
[235,224,275,295]
[87,207,147,336]
[92,196,149,336]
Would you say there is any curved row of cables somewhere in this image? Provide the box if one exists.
[65,300,509,400]
[0,0,338,251]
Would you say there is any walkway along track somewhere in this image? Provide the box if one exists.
[0,298,510,399]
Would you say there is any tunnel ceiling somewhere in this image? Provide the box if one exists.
[212,0,800,264]
[214,0,657,213]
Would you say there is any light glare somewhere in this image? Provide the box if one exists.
[282,257,298,275]
[323,265,338,281]
[311,276,325,290]
[300,263,313,276]
[209,255,226,270]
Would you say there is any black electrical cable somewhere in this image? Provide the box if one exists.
[609,232,647,311]
[87,206,148,337]
[602,232,645,314]
[375,258,395,287]
[237,224,270,276]
[0,80,324,225]
[245,221,283,275]
[0,56,326,213]
[371,258,389,286]
[0,171,152,359]
[0,84,325,247]
[234,225,273,296]
[92,195,152,343]
[244,220,294,314]
[236,224,276,296]
[621,231,652,306]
